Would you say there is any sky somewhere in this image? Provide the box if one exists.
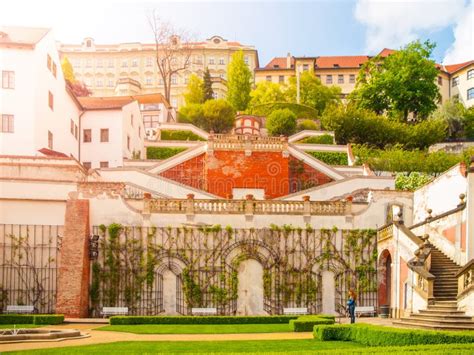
[0,0,472,65]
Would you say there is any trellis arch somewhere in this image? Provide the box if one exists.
[222,239,278,268]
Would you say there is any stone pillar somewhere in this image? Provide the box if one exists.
[56,199,90,318]
[466,160,474,261]
[321,270,336,315]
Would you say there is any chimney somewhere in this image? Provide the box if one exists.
[286,52,291,68]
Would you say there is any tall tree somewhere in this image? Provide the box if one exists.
[61,56,91,97]
[285,71,341,115]
[61,56,75,82]
[226,50,252,111]
[184,74,204,105]
[202,67,214,101]
[249,81,287,108]
[148,10,193,102]
[351,40,440,122]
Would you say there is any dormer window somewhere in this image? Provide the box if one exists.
[213,38,220,44]
[86,39,92,48]
[273,64,280,69]
[333,64,340,68]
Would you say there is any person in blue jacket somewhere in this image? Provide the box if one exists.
[347,289,357,324]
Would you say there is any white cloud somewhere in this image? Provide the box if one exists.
[355,0,467,54]
[443,2,474,64]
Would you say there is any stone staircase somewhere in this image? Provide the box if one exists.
[393,245,474,330]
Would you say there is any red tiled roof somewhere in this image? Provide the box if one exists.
[315,55,370,68]
[377,48,396,57]
[38,148,69,158]
[443,60,474,74]
[263,57,295,70]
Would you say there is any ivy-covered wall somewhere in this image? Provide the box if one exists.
[90,224,377,316]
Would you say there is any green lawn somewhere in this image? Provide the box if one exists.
[97,323,292,334]
[7,340,474,354]
[0,324,41,329]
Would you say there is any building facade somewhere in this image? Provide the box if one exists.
[256,51,474,107]
[58,36,259,109]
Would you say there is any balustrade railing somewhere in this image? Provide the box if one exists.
[457,260,474,297]
[377,224,393,243]
[208,134,287,151]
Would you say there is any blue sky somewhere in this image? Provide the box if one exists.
[1,0,472,65]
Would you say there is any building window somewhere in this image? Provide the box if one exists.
[108,60,114,68]
[139,126,141,138]
[86,39,92,48]
[86,59,92,68]
[74,124,78,139]
[349,74,355,83]
[438,76,443,85]
[171,75,177,84]
[100,128,109,142]
[468,88,474,100]
[131,114,134,126]
[1,114,14,133]
[83,162,91,169]
[48,131,53,150]
[266,75,272,82]
[302,64,309,71]
[316,74,321,80]
[96,79,103,87]
[146,57,153,67]
[468,69,474,80]
[2,71,14,89]
[143,115,159,128]
[108,79,114,87]
[326,75,333,84]
[83,129,92,142]
[52,63,57,78]
[47,54,52,71]
[452,76,459,87]
[70,119,74,135]
[122,60,128,68]
[219,73,225,79]
[146,76,152,85]
[127,135,130,150]
[73,60,80,68]
[338,74,344,84]
[97,59,103,68]
[195,56,203,65]
[48,91,54,110]
[209,57,215,65]
[100,161,109,168]
[219,58,225,65]
[244,56,249,65]
[279,75,284,83]
[132,59,138,67]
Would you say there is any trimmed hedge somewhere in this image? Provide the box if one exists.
[0,314,64,325]
[313,324,474,346]
[300,134,334,145]
[308,151,348,165]
[290,315,335,332]
[146,147,187,160]
[160,130,205,141]
[110,315,298,325]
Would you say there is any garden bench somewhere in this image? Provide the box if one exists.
[5,305,34,314]
[355,306,376,317]
[101,307,129,318]
[283,307,308,315]
[191,307,217,316]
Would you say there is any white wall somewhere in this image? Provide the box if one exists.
[121,101,144,160]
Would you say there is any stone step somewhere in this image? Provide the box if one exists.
[400,316,474,326]
[419,309,465,316]
[410,313,473,321]
[393,320,474,331]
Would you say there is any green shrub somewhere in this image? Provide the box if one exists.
[110,315,298,325]
[146,147,187,160]
[395,172,433,191]
[266,108,297,136]
[0,314,64,325]
[289,316,335,332]
[160,130,205,141]
[300,134,334,145]
[313,324,474,346]
[308,151,347,165]
[297,119,321,132]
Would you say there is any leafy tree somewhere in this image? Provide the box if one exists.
[297,119,320,132]
[286,71,341,115]
[249,82,287,108]
[266,108,297,136]
[194,99,235,133]
[431,99,468,140]
[351,40,440,121]
[184,74,204,105]
[227,50,252,111]
[463,107,474,140]
[395,172,433,191]
[177,103,204,124]
[61,56,75,82]
[202,68,214,102]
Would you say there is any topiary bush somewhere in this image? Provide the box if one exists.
[146,147,187,160]
[300,134,334,145]
[110,315,298,325]
[297,119,321,132]
[289,315,335,332]
[160,130,205,141]
[266,108,297,136]
[313,324,474,346]
[308,151,347,165]
[0,314,64,325]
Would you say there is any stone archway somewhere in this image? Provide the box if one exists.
[236,259,267,315]
[162,269,178,315]
[378,249,392,310]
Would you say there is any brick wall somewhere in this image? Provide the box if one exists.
[159,154,206,191]
[56,199,90,318]
[288,156,333,194]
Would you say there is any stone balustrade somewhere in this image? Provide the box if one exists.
[377,224,393,242]
[208,134,288,152]
[457,259,474,298]
[145,194,351,216]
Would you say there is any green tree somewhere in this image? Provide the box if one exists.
[249,82,287,108]
[61,56,75,82]
[431,99,466,139]
[266,108,297,136]
[463,107,474,140]
[297,119,320,132]
[227,50,252,111]
[177,103,204,124]
[202,68,214,102]
[195,99,235,133]
[184,74,204,105]
[286,71,341,115]
[351,40,440,121]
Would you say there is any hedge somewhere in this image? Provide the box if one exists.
[313,324,474,346]
[308,151,348,165]
[289,315,335,332]
[300,134,334,145]
[160,130,205,141]
[110,315,298,325]
[0,314,64,325]
[146,147,187,160]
